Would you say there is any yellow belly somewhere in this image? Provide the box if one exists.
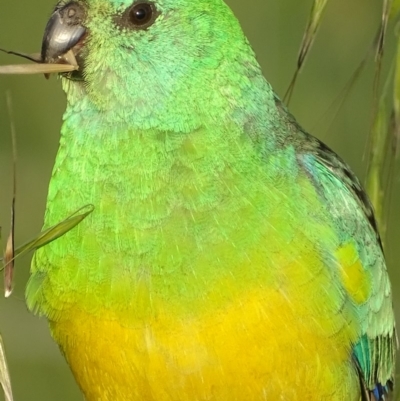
[51,286,360,401]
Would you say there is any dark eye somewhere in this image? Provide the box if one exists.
[128,2,157,28]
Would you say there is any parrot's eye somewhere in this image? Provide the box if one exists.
[128,2,157,28]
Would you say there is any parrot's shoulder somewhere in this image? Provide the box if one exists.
[270,95,380,246]
[300,136,382,246]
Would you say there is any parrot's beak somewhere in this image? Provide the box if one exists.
[0,1,86,76]
[41,1,87,69]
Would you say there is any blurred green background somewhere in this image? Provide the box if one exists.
[0,0,399,400]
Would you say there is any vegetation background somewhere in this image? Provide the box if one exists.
[0,0,399,400]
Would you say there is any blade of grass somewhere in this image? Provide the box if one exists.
[0,63,77,74]
[0,336,13,401]
[376,0,391,62]
[3,92,17,297]
[284,0,329,103]
[0,204,95,267]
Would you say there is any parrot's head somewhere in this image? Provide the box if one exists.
[41,0,264,131]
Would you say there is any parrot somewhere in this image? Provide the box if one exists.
[15,0,396,400]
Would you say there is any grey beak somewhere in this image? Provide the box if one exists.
[41,1,86,63]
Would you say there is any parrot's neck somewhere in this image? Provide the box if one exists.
[48,78,292,231]
[53,70,295,232]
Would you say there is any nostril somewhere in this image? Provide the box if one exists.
[59,1,86,27]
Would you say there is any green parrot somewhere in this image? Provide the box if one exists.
[7,0,395,400]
